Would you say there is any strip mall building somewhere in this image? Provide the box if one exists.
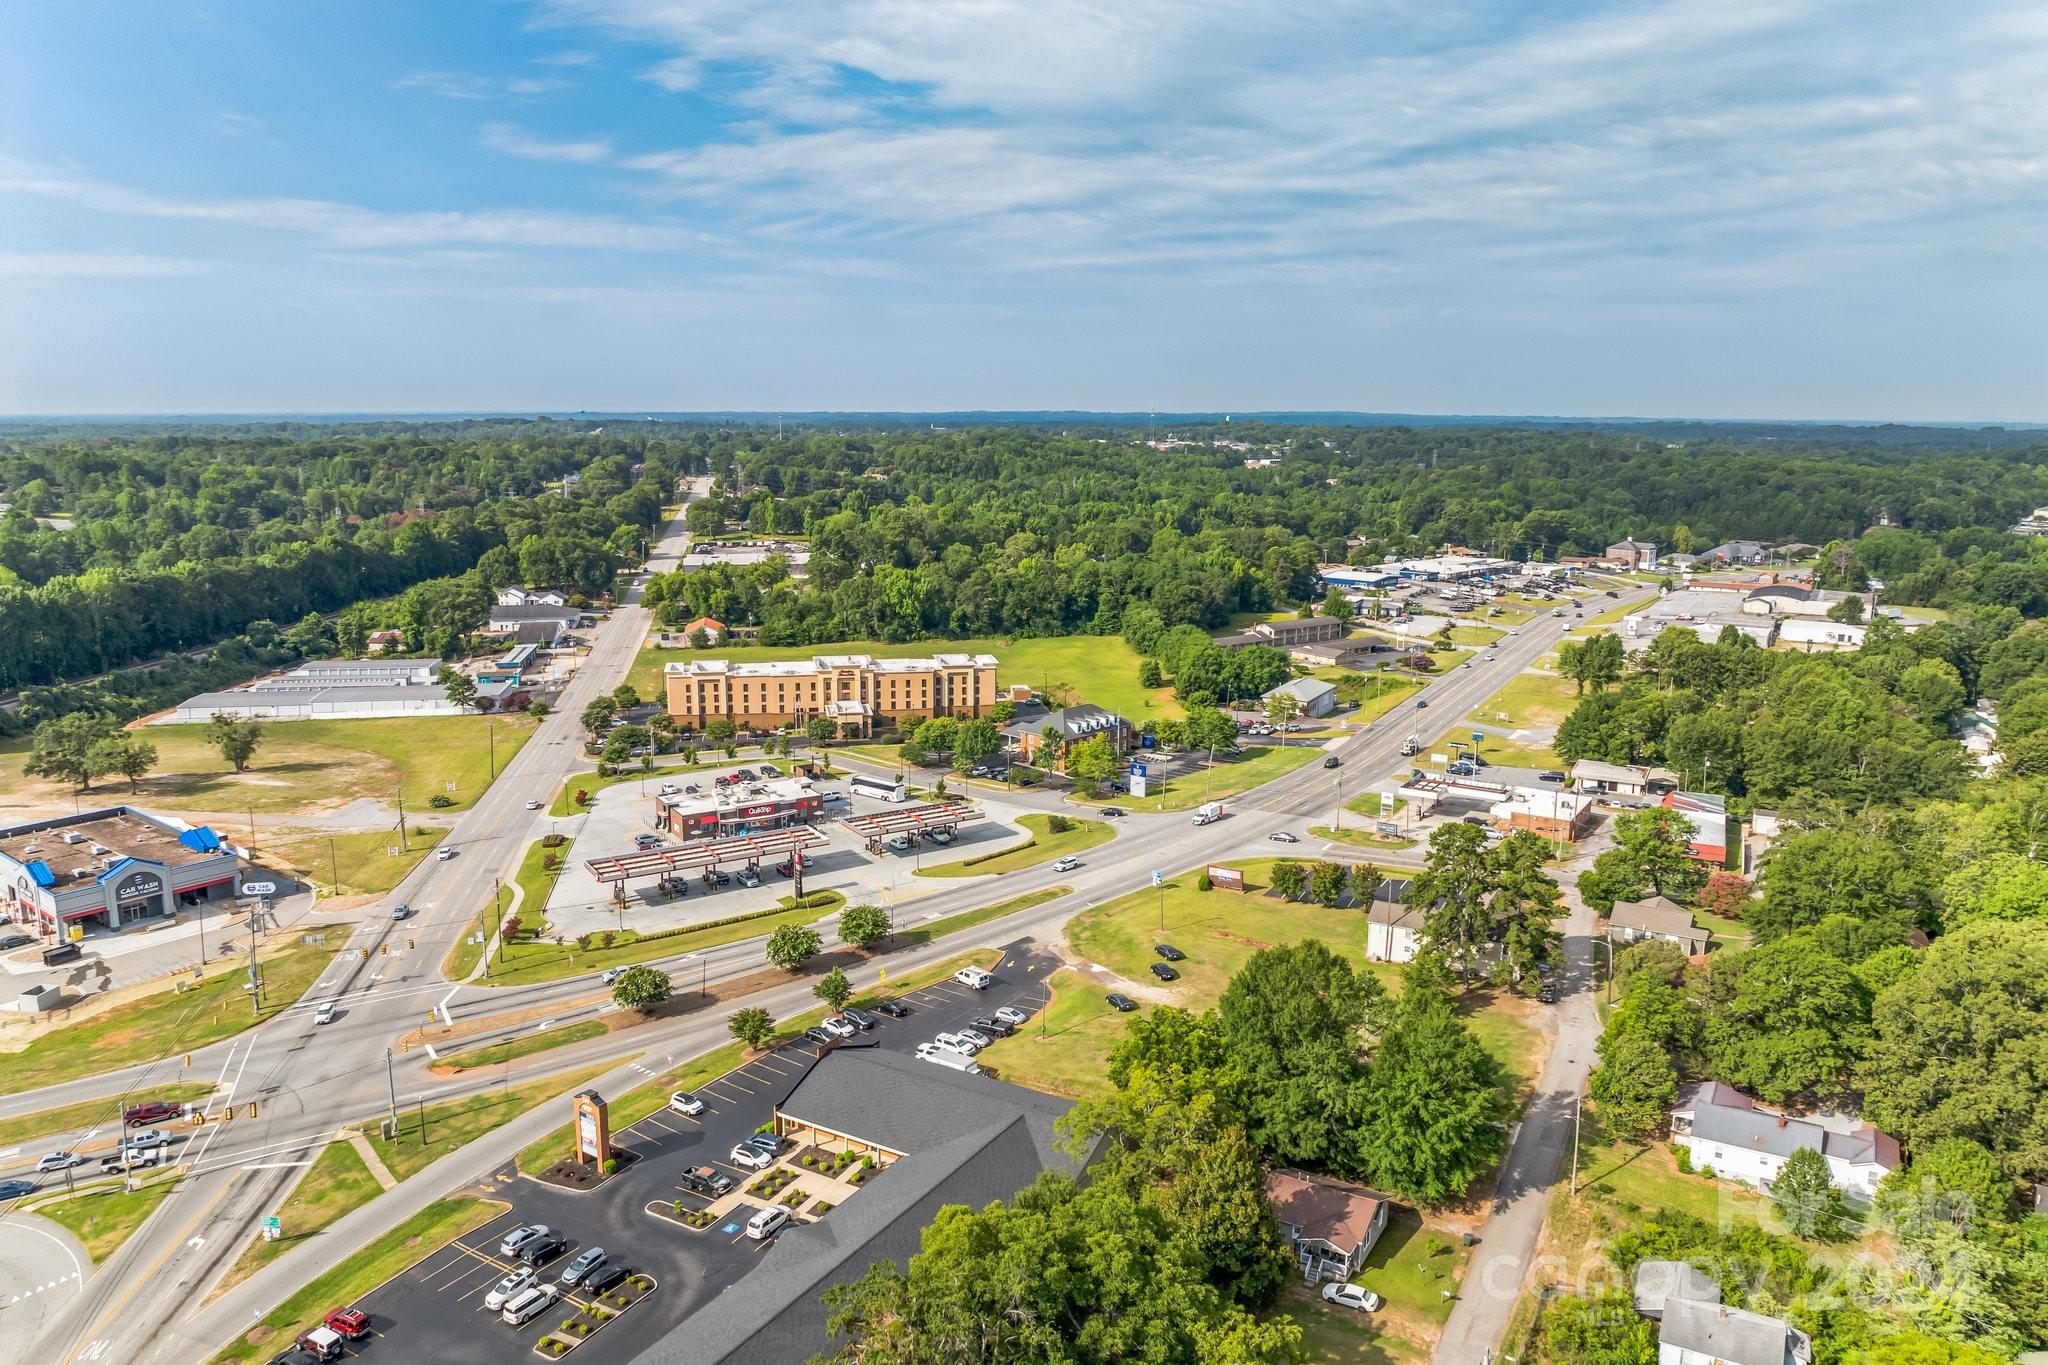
[664,653,999,737]
[0,807,242,939]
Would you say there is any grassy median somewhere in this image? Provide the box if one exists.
[915,814,1112,879]
[216,1139,383,1292]
[26,1173,183,1263]
[0,1082,214,1150]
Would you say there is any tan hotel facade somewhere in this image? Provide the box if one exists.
[664,653,999,736]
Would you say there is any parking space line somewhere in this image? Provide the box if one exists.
[639,1114,687,1137]
[750,1056,800,1074]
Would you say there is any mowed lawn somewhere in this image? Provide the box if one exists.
[1076,744,1323,813]
[986,859,1545,1107]
[5,715,535,816]
[631,634,1182,721]
[218,1138,385,1290]
[1465,671,1581,730]
[265,826,446,897]
[0,935,339,1097]
[916,813,1114,878]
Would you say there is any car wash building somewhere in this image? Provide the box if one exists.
[0,808,242,939]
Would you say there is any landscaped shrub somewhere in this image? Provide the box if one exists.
[541,832,567,848]
[1197,872,1212,891]
[1045,814,1076,834]
[428,793,455,809]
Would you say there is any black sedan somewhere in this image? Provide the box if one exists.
[1106,994,1138,1012]
[1100,807,1126,818]
[1149,963,1179,982]
[874,1000,911,1018]
[0,1179,35,1200]
[1154,944,1185,961]
[520,1232,569,1266]
[0,933,32,950]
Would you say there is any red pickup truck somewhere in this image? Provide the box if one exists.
[122,1100,183,1127]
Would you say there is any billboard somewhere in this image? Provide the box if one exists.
[1206,865,1246,892]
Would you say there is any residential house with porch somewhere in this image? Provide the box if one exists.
[1670,1081,1900,1198]
[1263,1170,1392,1285]
[1608,896,1712,956]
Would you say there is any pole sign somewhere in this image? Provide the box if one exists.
[239,881,277,897]
[572,1089,610,1167]
[1380,791,1394,814]
[1150,870,1164,887]
[1471,731,1484,744]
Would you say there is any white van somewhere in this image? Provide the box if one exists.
[916,1043,982,1074]
[746,1207,790,1241]
[953,966,994,990]
[500,1283,559,1327]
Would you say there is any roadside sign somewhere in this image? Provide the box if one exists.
[1430,753,1449,766]
[1150,870,1163,887]
[239,881,277,897]
[263,1216,280,1231]
[1380,792,1394,814]
[1129,762,1147,777]
[1471,731,1484,744]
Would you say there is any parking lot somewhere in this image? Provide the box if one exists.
[339,940,1060,1363]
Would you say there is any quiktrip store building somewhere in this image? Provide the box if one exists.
[654,778,824,841]
[0,808,243,939]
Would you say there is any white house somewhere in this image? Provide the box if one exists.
[1264,1170,1392,1284]
[495,586,569,606]
[1608,896,1712,956]
[1366,900,1424,963]
[1670,1082,1899,1198]
[1777,617,1867,652]
[1659,1299,1812,1365]
[1262,676,1337,719]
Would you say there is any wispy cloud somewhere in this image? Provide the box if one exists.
[482,121,613,165]
[0,251,205,282]
[393,70,569,100]
[534,50,597,67]
[212,111,272,140]
[0,166,696,253]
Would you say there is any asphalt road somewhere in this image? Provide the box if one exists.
[20,569,1652,1365]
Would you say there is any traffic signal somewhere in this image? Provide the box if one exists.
[407,938,415,949]
[379,944,387,956]
[360,948,369,961]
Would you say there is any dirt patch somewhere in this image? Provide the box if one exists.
[1209,930,1273,951]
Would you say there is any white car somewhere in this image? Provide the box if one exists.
[932,1032,980,1056]
[737,868,761,888]
[1321,1282,1383,1312]
[485,1265,538,1311]
[601,968,621,985]
[499,1224,549,1258]
[525,799,542,810]
[435,848,455,861]
[729,1143,775,1171]
[745,1207,790,1240]
[1051,856,1081,872]
[35,1152,83,1173]
[668,1091,704,1116]
[820,1016,858,1040]
[658,783,680,796]
[953,966,994,990]
[994,1005,1031,1026]
[314,1001,337,1025]
[1267,831,1299,843]
[927,829,953,845]
[886,834,913,852]
[957,1027,993,1049]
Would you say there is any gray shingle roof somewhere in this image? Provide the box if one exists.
[1632,1259,1722,1316]
[1677,1082,1900,1171]
[1609,896,1708,946]
[629,1048,1084,1365]
[1659,1298,1800,1365]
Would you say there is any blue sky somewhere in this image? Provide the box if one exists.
[1,0,2043,418]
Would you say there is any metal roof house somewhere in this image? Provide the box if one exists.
[1262,676,1338,718]
[1671,1081,1900,1198]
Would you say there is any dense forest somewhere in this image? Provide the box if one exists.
[0,423,690,690]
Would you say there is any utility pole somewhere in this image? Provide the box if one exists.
[328,837,338,894]
[1569,1093,1583,1198]
[246,916,261,1017]
[396,794,408,853]
[385,1048,398,1135]
[489,722,497,779]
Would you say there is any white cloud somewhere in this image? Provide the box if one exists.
[482,122,614,165]
[534,50,598,66]
[0,167,699,254]
[393,70,570,100]
[0,251,204,282]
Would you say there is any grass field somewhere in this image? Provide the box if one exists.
[1464,735,1565,770]
[437,1018,607,1071]
[513,948,1002,1174]
[6,715,536,816]
[1327,673,1424,723]
[1446,625,1505,648]
[28,1175,180,1263]
[211,1197,503,1365]
[900,887,1069,946]
[265,826,446,896]
[0,1082,214,1150]
[988,859,1543,1107]
[547,762,704,817]
[916,814,1113,878]
[217,1139,383,1290]
[369,1061,617,1184]
[0,935,338,1097]
[630,634,1181,721]
[1467,672,1581,730]
[1310,824,1416,851]
[1077,744,1322,813]
[474,888,843,987]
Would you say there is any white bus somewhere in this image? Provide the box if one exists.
[850,773,908,804]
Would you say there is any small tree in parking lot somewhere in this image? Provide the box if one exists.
[838,904,890,951]
[766,924,823,972]
[611,965,671,1013]
[814,966,854,1011]
[729,1007,774,1051]
[1309,861,1347,906]
[1269,860,1308,902]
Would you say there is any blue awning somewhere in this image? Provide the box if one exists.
[178,826,223,853]
[24,859,55,888]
